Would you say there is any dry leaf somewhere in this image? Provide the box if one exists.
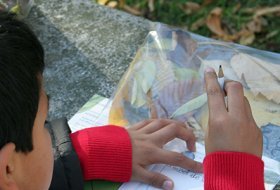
[148,0,155,12]
[123,5,142,15]
[191,18,205,31]
[266,30,279,40]
[107,1,118,8]
[97,0,109,5]
[241,7,256,14]
[247,19,261,33]
[183,2,201,15]
[249,56,280,81]
[230,53,280,104]
[239,31,255,45]
[247,17,267,33]
[203,0,213,6]
[119,0,125,8]
[209,7,222,16]
[245,90,280,127]
[232,3,241,14]
[254,6,280,18]
[206,7,227,36]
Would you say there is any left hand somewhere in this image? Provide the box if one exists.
[126,119,203,190]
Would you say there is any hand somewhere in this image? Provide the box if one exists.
[126,119,203,190]
[204,67,263,157]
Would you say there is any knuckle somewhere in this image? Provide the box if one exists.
[164,123,178,134]
[185,127,195,138]
[174,153,186,163]
[169,123,179,130]
[149,173,161,187]
[187,127,194,134]
[143,144,156,155]
[210,115,227,127]
[205,71,217,79]
[155,119,167,126]
[189,161,200,171]
[206,87,222,96]
[175,120,186,127]
[227,81,243,91]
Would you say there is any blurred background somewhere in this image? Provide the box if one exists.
[96,0,280,53]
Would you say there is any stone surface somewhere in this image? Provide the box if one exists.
[25,0,151,120]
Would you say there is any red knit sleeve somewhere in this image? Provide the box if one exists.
[203,151,264,190]
[70,125,132,182]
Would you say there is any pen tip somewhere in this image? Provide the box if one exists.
[218,65,224,78]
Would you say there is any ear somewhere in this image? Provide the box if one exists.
[0,143,18,189]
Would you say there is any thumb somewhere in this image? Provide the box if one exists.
[133,167,174,190]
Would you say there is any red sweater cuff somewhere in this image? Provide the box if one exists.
[70,125,132,182]
[203,151,264,190]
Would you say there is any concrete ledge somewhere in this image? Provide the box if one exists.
[26,0,151,120]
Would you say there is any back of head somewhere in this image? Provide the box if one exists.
[0,12,45,152]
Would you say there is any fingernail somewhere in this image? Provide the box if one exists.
[205,67,215,73]
[162,180,173,190]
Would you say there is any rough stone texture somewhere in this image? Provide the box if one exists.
[25,0,152,120]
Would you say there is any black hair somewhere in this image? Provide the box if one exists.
[0,12,45,152]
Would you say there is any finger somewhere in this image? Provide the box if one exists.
[132,166,174,190]
[152,123,196,151]
[223,79,234,96]
[244,97,258,127]
[131,119,153,130]
[140,119,184,134]
[204,68,227,116]
[244,97,253,118]
[224,81,245,115]
[154,149,203,172]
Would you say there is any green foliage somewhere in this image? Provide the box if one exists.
[122,0,280,53]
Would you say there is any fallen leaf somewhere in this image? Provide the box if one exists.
[97,0,109,5]
[246,17,267,33]
[191,18,205,31]
[206,7,227,36]
[148,0,155,12]
[230,53,280,104]
[119,0,125,8]
[254,6,280,18]
[0,5,5,12]
[107,1,118,8]
[123,4,142,15]
[203,0,213,6]
[245,90,280,127]
[239,31,255,45]
[209,7,222,15]
[232,3,241,14]
[265,30,279,40]
[170,93,207,119]
[241,7,257,14]
[183,2,201,15]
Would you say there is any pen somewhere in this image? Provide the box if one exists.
[217,65,228,108]
[218,65,224,90]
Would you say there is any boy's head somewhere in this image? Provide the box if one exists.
[0,12,53,189]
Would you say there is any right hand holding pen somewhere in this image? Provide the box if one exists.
[204,67,263,158]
